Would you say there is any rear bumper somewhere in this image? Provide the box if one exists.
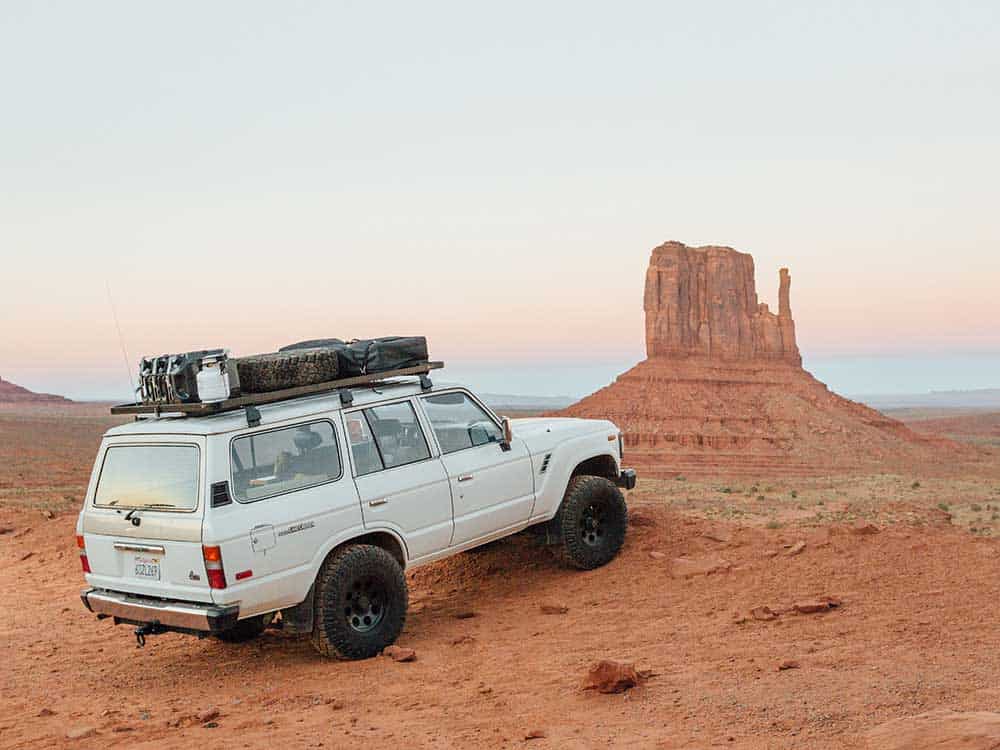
[616,468,637,490]
[81,588,239,633]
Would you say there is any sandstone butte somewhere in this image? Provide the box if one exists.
[0,376,70,404]
[559,240,967,477]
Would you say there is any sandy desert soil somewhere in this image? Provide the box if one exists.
[2,404,1000,749]
[904,411,1000,449]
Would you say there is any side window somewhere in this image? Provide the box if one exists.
[422,392,502,454]
[357,401,431,471]
[345,412,383,476]
[231,421,341,502]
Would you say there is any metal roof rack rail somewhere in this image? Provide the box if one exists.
[110,361,444,418]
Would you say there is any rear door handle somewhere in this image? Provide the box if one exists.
[369,498,389,507]
[458,474,474,483]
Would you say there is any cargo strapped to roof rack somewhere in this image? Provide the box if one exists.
[110,362,444,417]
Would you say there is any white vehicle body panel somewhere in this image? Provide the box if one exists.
[78,380,628,627]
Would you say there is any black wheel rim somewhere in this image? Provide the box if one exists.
[344,575,387,633]
[580,502,607,547]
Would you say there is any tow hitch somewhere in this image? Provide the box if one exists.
[134,621,165,648]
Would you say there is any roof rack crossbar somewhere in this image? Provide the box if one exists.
[110,362,444,417]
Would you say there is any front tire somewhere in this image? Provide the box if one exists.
[556,476,628,570]
[310,544,408,660]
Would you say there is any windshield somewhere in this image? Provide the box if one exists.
[93,444,200,511]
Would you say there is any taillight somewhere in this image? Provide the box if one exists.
[202,545,227,589]
[76,534,91,574]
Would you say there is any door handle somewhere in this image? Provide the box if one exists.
[369,498,389,507]
[458,474,474,483]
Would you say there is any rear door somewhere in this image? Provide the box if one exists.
[419,391,535,546]
[344,399,453,561]
[81,436,212,603]
[219,417,363,613]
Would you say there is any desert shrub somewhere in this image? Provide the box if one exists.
[937,502,950,511]
[911,481,921,489]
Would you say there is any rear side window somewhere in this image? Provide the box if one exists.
[94,445,200,511]
[345,412,383,476]
[422,392,502,454]
[231,421,341,502]
[346,401,430,475]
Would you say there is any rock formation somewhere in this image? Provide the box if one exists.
[0,377,70,403]
[644,241,800,364]
[559,241,966,477]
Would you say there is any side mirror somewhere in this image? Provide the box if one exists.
[500,417,513,452]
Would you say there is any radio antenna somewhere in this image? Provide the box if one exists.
[105,281,136,399]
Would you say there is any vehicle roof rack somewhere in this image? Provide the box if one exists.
[110,361,444,418]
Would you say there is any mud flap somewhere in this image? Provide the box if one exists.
[280,584,315,635]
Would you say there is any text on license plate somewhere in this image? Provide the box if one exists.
[133,556,161,580]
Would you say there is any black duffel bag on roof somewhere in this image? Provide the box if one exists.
[279,336,428,376]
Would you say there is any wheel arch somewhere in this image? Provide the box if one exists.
[570,453,619,482]
[326,529,408,569]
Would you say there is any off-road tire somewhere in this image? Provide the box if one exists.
[310,545,408,660]
[235,349,340,394]
[556,475,628,570]
[214,615,267,643]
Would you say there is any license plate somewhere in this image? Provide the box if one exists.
[133,556,161,581]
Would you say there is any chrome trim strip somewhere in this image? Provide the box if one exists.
[113,542,166,554]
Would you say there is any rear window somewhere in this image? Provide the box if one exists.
[231,421,342,502]
[94,445,201,512]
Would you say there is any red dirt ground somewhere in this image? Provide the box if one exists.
[3,405,1000,749]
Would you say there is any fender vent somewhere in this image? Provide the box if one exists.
[540,453,552,473]
[211,481,233,508]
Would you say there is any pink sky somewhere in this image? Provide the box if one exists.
[1,3,998,398]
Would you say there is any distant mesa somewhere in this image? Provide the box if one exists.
[0,377,71,404]
[559,240,968,477]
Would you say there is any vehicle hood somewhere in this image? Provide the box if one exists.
[510,417,618,455]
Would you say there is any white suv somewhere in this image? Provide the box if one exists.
[77,379,635,659]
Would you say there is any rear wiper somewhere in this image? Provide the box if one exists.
[123,504,177,527]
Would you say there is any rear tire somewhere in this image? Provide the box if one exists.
[214,615,267,643]
[310,544,408,660]
[235,349,340,394]
[556,476,628,570]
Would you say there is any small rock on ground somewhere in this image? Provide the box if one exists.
[581,660,647,694]
[751,606,777,621]
[540,604,569,615]
[382,645,417,662]
[670,556,732,578]
[66,726,97,740]
[786,541,807,556]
